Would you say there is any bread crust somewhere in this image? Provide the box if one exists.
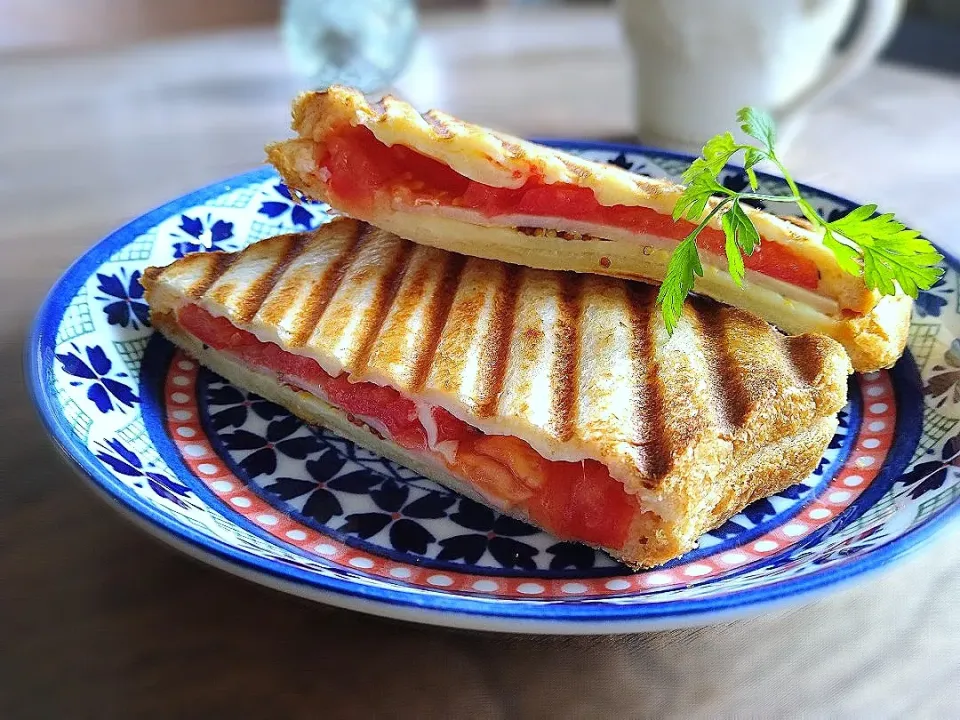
[312,206,913,373]
[142,220,851,528]
[265,86,913,373]
[150,312,839,568]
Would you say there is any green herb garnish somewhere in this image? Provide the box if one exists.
[656,107,944,333]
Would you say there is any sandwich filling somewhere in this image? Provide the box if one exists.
[180,303,640,551]
[316,125,827,296]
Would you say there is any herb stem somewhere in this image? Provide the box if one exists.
[689,196,735,239]
[657,105,943,333]
[737,193,804,204]
[768,154,824,227]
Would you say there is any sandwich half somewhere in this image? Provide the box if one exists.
[266,85,911,373]
[142,218,851,568]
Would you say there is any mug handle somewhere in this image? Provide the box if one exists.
[775,0,905,146]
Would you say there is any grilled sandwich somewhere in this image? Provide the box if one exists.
[142,218,851,568]
[266,85,911,373]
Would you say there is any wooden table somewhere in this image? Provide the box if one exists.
[3,7,959,718]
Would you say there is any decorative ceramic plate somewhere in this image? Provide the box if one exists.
[27,141,960,633]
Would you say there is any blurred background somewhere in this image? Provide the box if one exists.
[5,0,959,251]
[3,0,960,70]
[4,0,958,152]
[3,2,960,718]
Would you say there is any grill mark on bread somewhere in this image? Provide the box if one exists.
[764,334,816,416]
[694,302,753,431]
[273,87,899,375]
[550,273,582,442]
[231,233,308,323]
[288,223,365,348]
[475,264,521,418]
[558,155,592,180]
[190,252,236,298]
[783,334,847,418]
[408,253,467,392]
[368,246,463,385]
[148,217,851,507]
[350,240,415,374]
[492,132,524,159]
[626,283,671,481]
[423,110,455,139]
[784,334,827,389]
[421,258,493,399]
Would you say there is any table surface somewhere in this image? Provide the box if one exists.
[3,6,960,718]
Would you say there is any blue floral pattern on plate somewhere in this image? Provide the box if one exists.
[56,344,139,414]
[95,269,150,330]
[95,438,192,508]
[171,213,237,257]
[258,182,323,230]
[26,143,960,633]
[194,371,854,576]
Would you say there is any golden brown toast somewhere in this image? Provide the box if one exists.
[265,85,912,372]
[143,218,851,567]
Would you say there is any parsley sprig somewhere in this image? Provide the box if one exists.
[656,107,944,333]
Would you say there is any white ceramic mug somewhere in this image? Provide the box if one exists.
[617,0,905,152]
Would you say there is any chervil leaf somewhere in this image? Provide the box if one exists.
[742,147,766,190]
[658,106,944,333]
[828,207,944,297]
[737,107,776,152]
[724,227,745,286]
[861,239,944,297]
[720,201,760,287]
[725,200,760,255]
[679,158,709,188]
[822,227,863,277]
[657,236,703,333]
[673,172,727,222]
[796,197,822,226]
[830,204,878,227]
[681,132,738,184]
[675,133,739,222]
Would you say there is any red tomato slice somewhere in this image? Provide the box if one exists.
[431,406,480,444]
[322,126,821,290]
[695,226,821,289]
[179,304,325,384]
[178,305,426,449]
[324,130,396,209]
[178,304,254,351]
[526,459,576,533]
[567,459,635,549]
[514,184,596,219]
[321,125,469,210]
[458,181,521,213]
[318,373,427,451]
[179,303,639,550]
[527,459,634,550]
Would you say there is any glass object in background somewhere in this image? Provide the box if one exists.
[282,0,418,94]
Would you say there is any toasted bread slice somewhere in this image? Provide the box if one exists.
[266,85,912,372]
[143,218,851,567]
